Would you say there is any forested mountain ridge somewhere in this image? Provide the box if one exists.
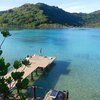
[0,3,99,28]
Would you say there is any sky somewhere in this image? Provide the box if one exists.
[0,0,100,13]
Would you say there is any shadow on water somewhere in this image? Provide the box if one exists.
[14,36,49,43]
[33,60,71,98]
[13,35,67,46]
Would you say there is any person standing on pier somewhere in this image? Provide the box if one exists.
[39,48,42,56]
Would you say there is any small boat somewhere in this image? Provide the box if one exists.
[43,89,69,100]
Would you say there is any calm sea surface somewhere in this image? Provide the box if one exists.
[0,28,100,100]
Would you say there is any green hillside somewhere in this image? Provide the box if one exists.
[0,3,83,28]
[73,10,100,27]
[0,3,100,28]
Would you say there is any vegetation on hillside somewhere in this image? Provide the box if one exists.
[0,3,100,28]
[0,3,83,28]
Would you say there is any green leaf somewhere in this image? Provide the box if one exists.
[0,58,10,76]
[19,93,28,100]
[21,78,29,89]
[11,71,24,81]
[1,30,11,37]
[0,49,2,55]
[16,78,29,92]
[0,78,9,95]
[22,59,31,66]
[13,60,22,69]
[16,79,22,90]
[5,77,12,84]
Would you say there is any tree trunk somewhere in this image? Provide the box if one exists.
[32,86,36,99]
[22,66,27,71]
[31,72,34,81]
[17,88,20,95]
[0,37,6,49]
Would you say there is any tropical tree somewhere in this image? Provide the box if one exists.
[0,30,11,99]
[22,59,33,80]
[0,30,29,99]
[22,59,31,66]
[0,57,10,77]
[11,59,29,97]
[13,60,22,71]
[12,59,30,98]
[0,30,11,49]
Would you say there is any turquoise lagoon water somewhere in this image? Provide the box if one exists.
[0,28,100,100]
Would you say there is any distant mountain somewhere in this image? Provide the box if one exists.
[0,3,99,28]
[35,3,83,26]
[91,10,100,14]
[74,10,100,27]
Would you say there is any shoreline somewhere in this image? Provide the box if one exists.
[0,27,100,31]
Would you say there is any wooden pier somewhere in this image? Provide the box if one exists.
[4,55,56,88]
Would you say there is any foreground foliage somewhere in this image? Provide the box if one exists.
[0,30,29,99]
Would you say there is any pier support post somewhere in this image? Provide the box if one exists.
[42,68,46,76]
[35,68,38,76]
[63,90,69,100]
[31,72,34,81]
[32,86,36,99]
[66,90,69,100]
[41,68,44,73]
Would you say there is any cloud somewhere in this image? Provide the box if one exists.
[58,2,85,13]
[64,5,85,13]
[59,1,100,13]
[59,3,90,13]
